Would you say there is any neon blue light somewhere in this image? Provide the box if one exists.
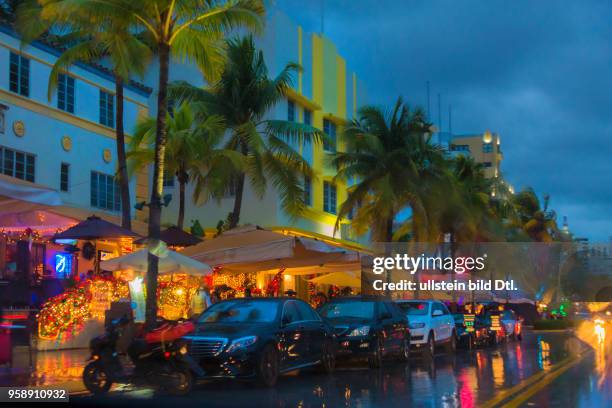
[55,253,72,278]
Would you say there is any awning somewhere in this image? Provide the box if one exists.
[0,174,62,214]
[180,224,360,274]
[262,262,361,276]
[309,271,361,288]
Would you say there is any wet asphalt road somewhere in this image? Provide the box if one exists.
[61,327,611,408]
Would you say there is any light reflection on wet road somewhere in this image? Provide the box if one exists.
[2,329,610,407]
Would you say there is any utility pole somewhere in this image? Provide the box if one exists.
[426,81,431,120]
[437,93,442,144]
[448,104,453,135]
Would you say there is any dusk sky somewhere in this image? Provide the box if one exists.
[274,0,612,242]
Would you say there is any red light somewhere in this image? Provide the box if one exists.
[418,304,425,310]
[164,351,171,359]
[2,313,28,320]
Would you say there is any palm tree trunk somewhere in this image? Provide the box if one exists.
[449,230,457,304]
[114,76,131,231]
[177,172,187,230]
[145,42,170,331]
[384,216,393,296]
[229,172,245,229]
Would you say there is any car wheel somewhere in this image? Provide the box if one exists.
[399,336,410,362]
[445,331,457,354]
[422,332,435,360]
[319,339,336,374]
[165,367,193,396]
[368,338,383,369]
[257,344,279,387]
[83,362,112,395]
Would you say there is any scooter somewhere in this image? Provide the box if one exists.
[82,316,204,395]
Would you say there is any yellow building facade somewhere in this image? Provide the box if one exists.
[158,12,368,246]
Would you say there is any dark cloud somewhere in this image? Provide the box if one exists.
[275,0,612,241]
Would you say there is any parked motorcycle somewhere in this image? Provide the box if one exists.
[82,316,202,395]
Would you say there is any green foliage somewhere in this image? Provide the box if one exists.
[335,99,565,244]
[128,102,240,227]
[190,219,204,238]
[334,98,442,242]
[169,35,325,227]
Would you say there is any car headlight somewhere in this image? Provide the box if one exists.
[178,345,188,355]
[409,322,425,329]
[347,326,370,337]
[225,336,258,353]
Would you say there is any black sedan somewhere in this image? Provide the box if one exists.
[318,297,410,368]
[184,297,336,387]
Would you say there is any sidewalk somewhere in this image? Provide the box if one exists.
[0,347,89,394]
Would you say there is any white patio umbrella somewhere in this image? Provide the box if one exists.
[101,248,212,276]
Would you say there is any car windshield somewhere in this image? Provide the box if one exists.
[398,302,430,315]
[198,300,278,324]
[319,301,375,320]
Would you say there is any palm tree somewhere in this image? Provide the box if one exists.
[511,189,559,242]
[170,35,325,229]
[116,0,264,329]
[333,98,442,242]
[443,156,493,242]
[15,1,152,230]
[128,102,241,229]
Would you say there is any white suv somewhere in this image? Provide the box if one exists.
[396,300,456,358]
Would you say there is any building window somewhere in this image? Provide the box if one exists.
[323,181,337,214]
[99,90,115,128]
[483,162,493,168]
[90,171,120,211]
[451,144,470,152]
[0,107,5,134]
[60,163,70,192]
[304,175,312,206]
[323,119,336,152]
[287,100,295,122]
[163,170,175,187]
[303,109,312,126]
[9,52,30,97]
[58,74,75,113]
[482,143,493,153]
[0,146,35,182]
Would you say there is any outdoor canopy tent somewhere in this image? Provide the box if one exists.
[262,262,361,276]
[100,248,212,276]
[180,224,361,274]
[309,271,361,288]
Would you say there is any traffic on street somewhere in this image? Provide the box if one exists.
[2,297,610,407]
